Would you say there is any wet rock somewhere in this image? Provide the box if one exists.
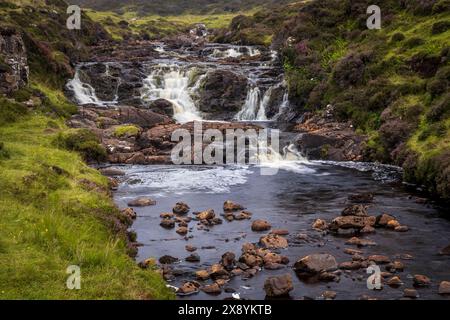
[197,209,215,220]
[221,252,236,270]
[403,288,419,299]
[242,267,258,279]
[263,274,294,297]
[321,291,337,300]
[176,227,188,235]
[368,255,391,264]
[263,252,282,265]
[271,229,290,236]
[439,281,450,295]
[312,219,328,231]
[241,243,257,253]
[122,208,137,220]
[264,263,285,270]
[100,167,126,176]
[239,253,263,268]
[329,216,375,231]
[440,245,450,256]
[223,200,244,212]
[341,204,368,217]
[348,193,374,203]
[346,237,377,247]
[108,177,119,190]
[210,264,229,279]
[160,212,174,219]
[160,219,175,229]
[395,226,409,232]
[185,253,201,263]
[224,212,235,221]
[127,197,156,207]
[386,261,404,272]
[413,274,431,287]
[318,272,340,282]
[173,202,190,215]
[344,248,363,255]
[361,225,375,234]
[201,283,221,295]
[178,282,200,296]
[234,211,252,220]
[259,234,288,249]
[352,254,365,262]
[339,261,362,270]
[387,276,403,288]
[159,255,178,264]
[231,269,244,277]
[294,254,338,275]
[195,270,210,281]
[148,98,174,117]
[185,245,197,252]
[387,220,401,229]
[138,258,156,269]
[376,213,396,227]
[251,220,272,232]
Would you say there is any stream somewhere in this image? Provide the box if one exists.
[65,38,450,300]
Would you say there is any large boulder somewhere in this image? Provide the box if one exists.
[0,27,28,94]
[198,69,248,120]
[263,274,294,297]
[294,253,338,274]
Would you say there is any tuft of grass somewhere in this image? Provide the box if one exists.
[113,125,140,138]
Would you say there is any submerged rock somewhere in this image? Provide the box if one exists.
[185,253,201,263]
[348,193,374,203]
[127,197,156,207]
[223,200,244,212]
[160,219,175,229]
[100,167,126,176]
[263,274,294,297]
[312,219,328,231]
[201,283,222,295]
[159,255,178,264]
[346,237,377,247]
[259,234,288,249]
[173,202,190,215]
[368,255,391,264]
[251,219,272,232]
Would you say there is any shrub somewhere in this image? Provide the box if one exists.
[54,129,106,162]
[426,94,450,121]
[391,32,405,43]
[431,20,450,35]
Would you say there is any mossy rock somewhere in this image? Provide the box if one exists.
[113,125,141,138]
[54,129,106,162]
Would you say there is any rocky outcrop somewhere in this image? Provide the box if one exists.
[197,69,248,120]
[293,110,367,161]
[0,27,28,94]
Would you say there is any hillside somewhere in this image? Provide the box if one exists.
[214,0,450,200]
[0,0,172,299]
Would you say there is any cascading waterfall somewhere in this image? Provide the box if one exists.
[235,87,261,120]
[141,64,202,123]
[211,46,261,59]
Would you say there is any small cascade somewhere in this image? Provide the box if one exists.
[66,65,119,107]
[235,87,261,120]
[274,91,290,120]
[210,46,261,59]
[141,64,202,123]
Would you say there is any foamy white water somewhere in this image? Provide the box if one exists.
[141,64,202,123]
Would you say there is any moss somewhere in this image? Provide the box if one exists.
[113,125,140,138]
[54,129,107,163]
[0,97,28,126]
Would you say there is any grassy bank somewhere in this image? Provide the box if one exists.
[0,111,172,299]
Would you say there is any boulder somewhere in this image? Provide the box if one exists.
[173,202,190,215]
[159,255,178,264]
[294,254,338,274]
[271,229,289,236]
[195,270,210,281]
[160,219,175,229]
[148,98,174,117]
[234,211,252,220]
[221,252,236,270]
[439,281,450,295]
[239,253,263,268]
[259,234,288,249]
[186,245,197,252]
[339,261,362,270]
[197,209,215,221]
[376,214,396,227]
[251,220,272,232]
[413,274,431,287]
[223,200,244,212]
[341,204,368,217]
[209,264,229,279]
[329,216,375,231]
[263,274,294,297]
[127,197,156,207]
[185,253,201,263]
[178,282,199,296]
[387,220,401,229]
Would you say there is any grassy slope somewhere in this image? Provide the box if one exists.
[0,1,172,299]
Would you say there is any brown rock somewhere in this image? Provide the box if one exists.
[127,197,156,207]
[439,281,450,295]
[234,210,252,220]
[259,234,288,249]
[159,255,178,264]
[122,208,137,220]
[271,229,289,236]
[312,219,328,231]
[251,219,272,232]
[413,274,431,287]
[220,252,236,270]
[173,202,190,215]
[178,282,199,295]
[160,219,175,229]
[341,204,368,217]
[329,216,375,231]
[439,245,450,256]
[322,290,337,300]
[346,237,377,247]
[160,212,174,219]
[376,213,396,227]
[201,283,222,295]
[368,255,390,264]
[361,225,375,234]
[185,245,197,252]
[195,270,210,281]
[197,209,215,220]
[241,242,257,254]
[223,200,244,212]
[339,261,362,270]
[395,226,409,232]
[387,219,401,229]
[176,227,188,235]
[387,276,403,287]
[209,264,229,279]
[348,193,374,203]
[294,253,338,274]
[263,252,282,265]
[344,248,363,255]
[386,261,404,272]
[185,253,200,263]
[403,288,419,298]
[263,274,294,297]
[239,253,263,267]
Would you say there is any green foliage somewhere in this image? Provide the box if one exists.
[113,125,140,138]
[54,129,107,163]
[0,97,28,126]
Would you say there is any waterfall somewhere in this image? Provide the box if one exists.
[211,46,261,59]
[235,87,261,120]
[66,65,119,107]
[274,91,290,120]
[141,64,202,123]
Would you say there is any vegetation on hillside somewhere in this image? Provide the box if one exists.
[218,0,450,200]
[0,0,172,299]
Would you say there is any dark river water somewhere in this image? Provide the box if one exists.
[112,161,450,300]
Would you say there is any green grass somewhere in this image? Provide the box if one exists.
[113,125,140,138]
[0,115,173,299]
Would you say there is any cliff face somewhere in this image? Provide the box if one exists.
[0,27,28,94]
